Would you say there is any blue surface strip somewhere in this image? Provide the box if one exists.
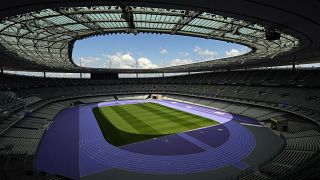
[177,133,212,151]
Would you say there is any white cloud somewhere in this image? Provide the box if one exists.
[78,57,102,67]
[105,53,135,69]
[225,49,242,58]
[171,59,193,66]
[137,57,158,68]
[193,46,219,58]
[104,53,158,69]
[160,48,168,54]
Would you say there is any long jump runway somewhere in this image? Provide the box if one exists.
[35,100,256,179]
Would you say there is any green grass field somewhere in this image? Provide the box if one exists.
[92,102,219,146]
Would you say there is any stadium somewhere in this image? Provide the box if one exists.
[0,1,320,180]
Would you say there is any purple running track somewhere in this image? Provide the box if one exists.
[120,134,206,155]
[35,107,80,179]
[35,100,256,179]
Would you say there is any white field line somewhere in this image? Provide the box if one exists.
[240,123,265,127]
[181,124,220,133]
[161,98,227,112]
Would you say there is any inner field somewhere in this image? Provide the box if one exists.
[92,102,219,146]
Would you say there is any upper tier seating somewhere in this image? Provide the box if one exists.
[1,69,320,126]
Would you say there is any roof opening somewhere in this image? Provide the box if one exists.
[72,34,249,69]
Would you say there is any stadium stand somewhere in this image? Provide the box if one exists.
[1,70,320,179]
[3,70,319,124]
[241,130,320,179]
[1,1,320,179]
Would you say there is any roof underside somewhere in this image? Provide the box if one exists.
[0,6,299,73]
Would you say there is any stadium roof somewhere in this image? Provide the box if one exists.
[0,1,319,73]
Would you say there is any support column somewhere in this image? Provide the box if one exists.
[292,58,296,70]
[43,72,46,78]
[0,67,3,74]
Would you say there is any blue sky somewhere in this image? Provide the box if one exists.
[72,34,250,69]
